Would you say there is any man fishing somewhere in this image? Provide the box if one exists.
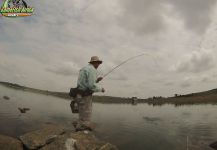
[71,56,105,131]
[70,54,146,131]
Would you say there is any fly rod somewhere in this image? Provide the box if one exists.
[103,53,146,78]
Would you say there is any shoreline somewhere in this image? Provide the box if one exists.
[1,81,217,105]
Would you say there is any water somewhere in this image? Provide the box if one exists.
[0,85,217,150]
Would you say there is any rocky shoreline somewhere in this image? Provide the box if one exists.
[0,124,118,150]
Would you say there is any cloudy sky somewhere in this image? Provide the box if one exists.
[0,0,217,98]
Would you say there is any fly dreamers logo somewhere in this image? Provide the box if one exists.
[0,0,34,17]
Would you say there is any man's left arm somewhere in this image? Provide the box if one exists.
[87,71,103,92]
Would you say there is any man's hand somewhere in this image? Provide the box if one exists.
[102,88,105,93]
[96,77,103,83]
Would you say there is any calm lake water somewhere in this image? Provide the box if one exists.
[0,85,217,150]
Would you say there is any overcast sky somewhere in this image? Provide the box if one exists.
[0,0,217,98]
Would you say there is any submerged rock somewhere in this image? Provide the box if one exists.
[0,134,23,150]
[210,141,217,150]
[3,96,10,100]
[19,124,65,149]
[143,116,161,122]
[99,143,118,150]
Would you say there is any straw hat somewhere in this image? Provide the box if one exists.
[89,56,103,64]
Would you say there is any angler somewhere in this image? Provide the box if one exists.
[70,56,105,131]
[69,54,148,131]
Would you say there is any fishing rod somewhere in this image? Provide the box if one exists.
[103,53,147,78]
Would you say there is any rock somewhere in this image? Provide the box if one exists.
[210,141,217,150]
[143,116,161,122]
[19,124,65,149]
[99,143,118,150]
[3,96,10,100]
[74,121,96,132]
[39,133,77,150]
[72,120,78,128]
[65,138,77,150]
[19,124,118,150]
[70,131,105,150]
[0,134,23,150]
[83,130,89,134]
[40,131,118,150]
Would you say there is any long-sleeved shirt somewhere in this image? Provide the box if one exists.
[77,64,102,92]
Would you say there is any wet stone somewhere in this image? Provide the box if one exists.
[210,141,217,150]
[19,124,65,149]
[69,131,104,150]
[0,134,23,150]
[39,133,76,150]
[40,131,118,150]
[74,122,96,132]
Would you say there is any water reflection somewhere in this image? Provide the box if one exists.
[0,85,217,150]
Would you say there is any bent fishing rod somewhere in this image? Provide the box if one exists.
[103,53,150,78]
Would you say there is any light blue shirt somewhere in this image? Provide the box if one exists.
[77,64,102,92]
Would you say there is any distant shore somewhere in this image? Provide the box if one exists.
[1,81,217,105]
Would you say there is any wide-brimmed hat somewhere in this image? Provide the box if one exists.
[89,56,103,64]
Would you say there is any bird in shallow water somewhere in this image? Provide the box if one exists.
[18,107,30,113]
[3,96,10,100]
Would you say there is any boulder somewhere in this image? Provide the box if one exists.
[69,131,105,150]
[0,134,23,150]
[19,124,65,149]
[39,133,77,150]
[74,122,96,132]
[19,124,118,150]
[210,141,217,150]
[40,131,118,150]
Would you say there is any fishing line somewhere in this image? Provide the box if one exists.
[103,53,159,78]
